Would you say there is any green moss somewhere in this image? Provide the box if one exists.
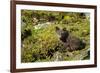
[21,10,90,62]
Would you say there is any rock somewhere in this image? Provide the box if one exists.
[53,51,64,61]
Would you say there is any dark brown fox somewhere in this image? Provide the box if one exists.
[55,27,86,51]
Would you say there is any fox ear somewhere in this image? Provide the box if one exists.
[55,26,60,31]
[62,27,66,31]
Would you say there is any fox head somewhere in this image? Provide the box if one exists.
[55,27,69,42]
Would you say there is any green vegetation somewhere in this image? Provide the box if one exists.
[21,10,90,63]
